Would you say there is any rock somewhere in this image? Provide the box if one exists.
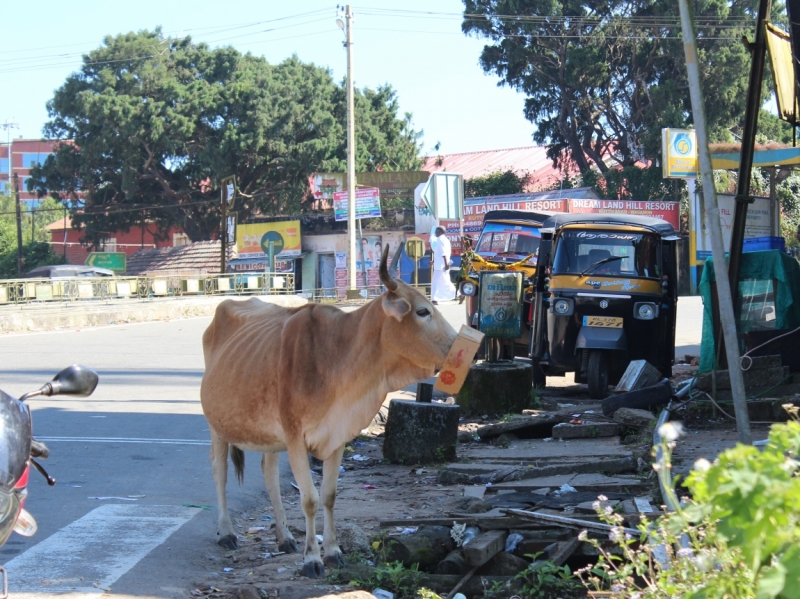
[236,587,263,599]
[613,408,657,428]
[385,525,456,568]
[338,522,371,554]
[457,430,475,444]
[476,551,531,576]
[457,361,534,416]
[552,422,620,439]
[452,496,492,513]
[382,400,460,464]
[495,433,519,446]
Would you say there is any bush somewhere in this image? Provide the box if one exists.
[578,412,800,598]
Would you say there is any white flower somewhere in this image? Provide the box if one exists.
[676,547,694,558]
[658,421,684,442]
[597,494,608,501]
[609,527,623,542]
[578,530,588,541]
[693,458,712,472]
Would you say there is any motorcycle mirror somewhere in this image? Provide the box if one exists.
[44,365,99,398]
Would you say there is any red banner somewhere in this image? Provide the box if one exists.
[567,199,680,229]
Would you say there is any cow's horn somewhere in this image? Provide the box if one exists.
[380,244,400,291]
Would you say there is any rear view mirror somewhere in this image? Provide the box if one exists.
[45,365,99,397]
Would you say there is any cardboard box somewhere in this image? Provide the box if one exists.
[434,325,485,395]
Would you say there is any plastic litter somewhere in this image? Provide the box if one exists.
[460,526,480,546]
[340,466,346,473]
[89,496,138,501]
[453,594,467,599]
[362,484,377,489]
[554,483,578,496]
[350,454,370,461]
[247,527,267,534]
[223,568,233,572]
[261,515,273,521]
[505,532,524,553]
[372,589,394,599]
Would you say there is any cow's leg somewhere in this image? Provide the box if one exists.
[210,430,237,549]
[261,452,298,554]
[285,443,324,578]
[321,445,346,568]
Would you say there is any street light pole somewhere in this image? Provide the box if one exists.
[344,5,357,291]
[1,120,19,198]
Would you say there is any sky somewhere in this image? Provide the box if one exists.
[0,1,539,156]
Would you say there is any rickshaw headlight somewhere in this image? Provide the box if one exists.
[460,281,477,296]
[635,302,658,320]
[553,299,572,315]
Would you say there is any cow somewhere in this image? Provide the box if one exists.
[200,245,457,578]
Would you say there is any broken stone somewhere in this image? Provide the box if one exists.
[338,522,371,554]
[475,412,569,439]
[613,408,657,428]
[382,400,460,464]
[552,422,620,439]
[457,430,475,444]
[614,360,662,393]
[476,551,531,576]
[235,587,263,599]
[463,486,486,499]
[452,496,493,513]
[495,433,519,446]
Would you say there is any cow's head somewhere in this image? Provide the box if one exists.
[378,245,457,381]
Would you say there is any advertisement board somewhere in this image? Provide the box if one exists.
[237,220,301,257]
[567,199,680,229]
[692,193,773,262]
[662,128,698,178]
[478,272,523,338]
[332,188,381,221]
[311,171,429,201]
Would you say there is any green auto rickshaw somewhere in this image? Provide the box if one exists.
[529,213,680,398]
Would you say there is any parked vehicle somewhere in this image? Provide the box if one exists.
[22,265,115,279]
[530,213,679,398]
[0,365,98,597]
[459,209,552,360]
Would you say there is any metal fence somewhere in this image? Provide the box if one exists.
[0,272,296,305]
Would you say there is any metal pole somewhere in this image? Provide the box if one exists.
[345,5,357,291]
[220,185,226,274]
[728,0,771,305]
[268,240,275,290]
[678,0,752,444]
[13,174,23,276]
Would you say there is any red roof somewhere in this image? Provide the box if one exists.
[422,146,575,191]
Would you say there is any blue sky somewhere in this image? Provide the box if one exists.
[1,1,538,155]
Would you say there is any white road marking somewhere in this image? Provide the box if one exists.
[6,504,200,597]
[37,436,210,446]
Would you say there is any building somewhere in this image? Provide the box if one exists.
[44,216,188,265]
[0,139,60,204]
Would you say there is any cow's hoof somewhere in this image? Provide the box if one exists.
[302,560,325,578]
[218,534,238,550]
[279,538,299,553]
[323,551,345,568]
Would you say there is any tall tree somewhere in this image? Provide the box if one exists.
[30,30,421,244]
[464,170,530,197]
[462,0,781,175]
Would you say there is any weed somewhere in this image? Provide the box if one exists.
[529,387,543,409]
[587,425,598,438]
[348,561,424,599]
[515,553,583,599]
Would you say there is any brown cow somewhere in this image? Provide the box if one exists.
[200,246,456,577]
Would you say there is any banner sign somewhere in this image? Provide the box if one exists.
[567,199,680,229]
[478,272,523,338]
[693,193,773,261]
[332,187,381,221]
[237,220,301,257]
[662,129,698,178]
[311,171,429,201]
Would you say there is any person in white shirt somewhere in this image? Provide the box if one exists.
[430,226,456,304]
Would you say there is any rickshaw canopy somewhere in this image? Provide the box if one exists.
[540,213,680,240]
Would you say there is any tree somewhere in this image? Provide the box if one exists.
[0,194,67,277]
[462,0,781,175]
[30,29,422,244]
[464,169,530,197]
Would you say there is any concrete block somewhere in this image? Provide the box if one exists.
[457,361,534,417]
[382,400,460,464]
[552,422,620,439]
[613,407,657,428]
[615,360,661,393]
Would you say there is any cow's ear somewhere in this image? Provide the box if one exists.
[382,292,411,321]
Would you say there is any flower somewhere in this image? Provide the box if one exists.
[578,530,588,541]
[693,458,711,472]
[658,421,684,442]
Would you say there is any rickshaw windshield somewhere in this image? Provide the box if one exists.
[552,229,660,278]
[475,223,541,263]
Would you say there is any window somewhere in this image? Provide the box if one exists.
[173,233,190,247]
[21,153,51,169]
[0,182,6,194]
[553,229,659,278]
[476,222,541,263]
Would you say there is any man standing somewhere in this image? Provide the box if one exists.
[430,226,456,304]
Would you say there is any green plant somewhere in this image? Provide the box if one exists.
[529,387,543,409]
[577,409,800,598]
[515,553,583,599]
[348,561,424,599]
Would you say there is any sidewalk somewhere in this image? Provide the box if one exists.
[0,294,307,335]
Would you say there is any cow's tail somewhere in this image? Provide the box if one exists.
[231,446,245,484]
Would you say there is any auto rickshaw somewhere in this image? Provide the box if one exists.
[459,209,552,360]
[529,213,680,398]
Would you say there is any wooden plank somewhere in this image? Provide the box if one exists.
[380,516,561,529]
[503,508,640,537]
[548,536,581,566]
[462,530,507,567]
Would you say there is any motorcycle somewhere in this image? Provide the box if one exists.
[0,365,98,597]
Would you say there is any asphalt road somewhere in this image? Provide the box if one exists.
[0,295,702,598]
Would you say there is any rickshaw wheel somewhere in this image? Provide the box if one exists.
[531,359,546,389]
[587,350,610,399]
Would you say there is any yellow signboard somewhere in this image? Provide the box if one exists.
[766,23,800,123]
[237,220,301,257]
[662,129,698,178]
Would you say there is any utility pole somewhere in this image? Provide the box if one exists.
[14,174,23,277]
[2,120,19,200]
[220,184,226,274]
[678,0,752,444]
[343,5,357,290]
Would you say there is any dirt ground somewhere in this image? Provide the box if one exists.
[186,364,789,599]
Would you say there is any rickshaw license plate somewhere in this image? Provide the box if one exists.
[583,316,623,328]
